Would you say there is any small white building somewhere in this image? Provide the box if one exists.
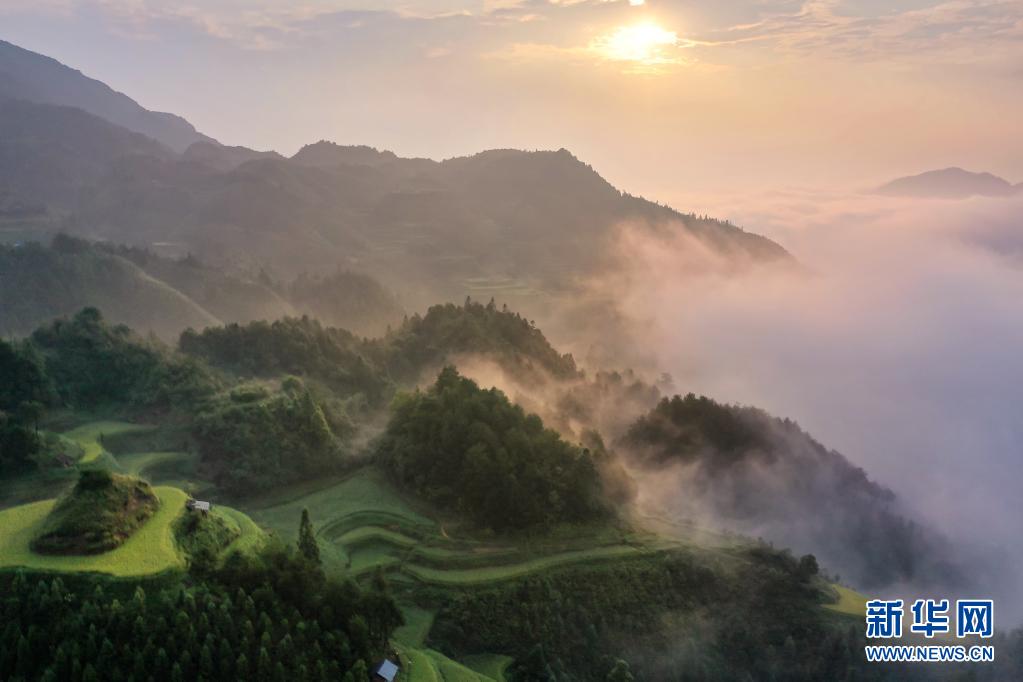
[186,499,211,513]
[372,659,399,682]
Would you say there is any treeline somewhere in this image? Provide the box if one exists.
[373,298,579,382]
[193,379,347,493]
[180,317,390,405]
[1,306,211,472]
[5,301,584,497]
[430,547,903,682]
[177,298,579,404]
[0,541,402,682]
[619,394,965,590]
[1,309,350,494]
[0,338,51,472]
[30,307,216,409]
[376,367,608,531]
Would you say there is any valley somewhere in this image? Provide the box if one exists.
[0,31,1019,682]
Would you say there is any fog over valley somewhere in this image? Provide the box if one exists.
[1,6,1022,678]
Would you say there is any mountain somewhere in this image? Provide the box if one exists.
[61,146,790,309]
[0,236,221,340]
[291,141,403,168]
[0,39,211,152]
[876,167,1019,199]
[0,235,405,340]
[182,140,283,172]
[0,39,792,333]
[0,96,172,214]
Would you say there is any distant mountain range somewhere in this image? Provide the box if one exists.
[0,39,790,324]
[0,39,212,152]
[876,167,1021,199]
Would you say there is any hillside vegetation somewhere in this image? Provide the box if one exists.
[621,394,965,589]
[1,305,1020,679]
[30,470,160,555]
[0,235,404,341]
[0,486,187,575]
[378,367,608,531]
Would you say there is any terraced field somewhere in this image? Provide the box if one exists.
[403,544,665,585]
[117,450,203,493]
[0,484,265,577]
[217,506,266,556]
[461,655,512,682]
[248,468,435,573]
[398,646,500,682]
[63,421,154,464]
[0,486,189,576]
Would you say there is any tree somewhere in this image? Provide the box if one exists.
[17,401,44,435]
[606,659,634,682]
[298,508,320,565]
[798,554,819,581]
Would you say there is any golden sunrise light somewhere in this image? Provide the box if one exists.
[2,0,1023,676]
[592,23,679,66]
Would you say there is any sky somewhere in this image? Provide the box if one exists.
[1,0,1022,196]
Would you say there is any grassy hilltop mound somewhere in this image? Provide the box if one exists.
[30,469,160,555]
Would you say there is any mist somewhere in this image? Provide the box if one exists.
[565,188,1023,622]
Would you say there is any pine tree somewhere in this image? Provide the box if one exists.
[298,508,320,564]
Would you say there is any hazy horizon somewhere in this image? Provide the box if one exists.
[2,0,1022,200]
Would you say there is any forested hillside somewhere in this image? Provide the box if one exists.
[377,367,608,531]
[1,305,1020,680]
[620,394,965,589]
[0,236,403,340]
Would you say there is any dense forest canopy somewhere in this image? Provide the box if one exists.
[0,539,402,682]
[374,299,579,382]
[377,367,608,531]
[30,307,216,409]
[180,317,389,405]
[193,379,347,494]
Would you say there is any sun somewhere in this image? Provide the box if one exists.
[592,23,680,66]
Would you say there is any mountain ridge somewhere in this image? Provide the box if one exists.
[0,39,213,152]
[876,166,1020,199]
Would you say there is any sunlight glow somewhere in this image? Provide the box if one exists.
[592,23,679,66]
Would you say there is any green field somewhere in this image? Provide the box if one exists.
[63,421,154,464]
[0,485,264,576]
[461,655,513,682]
[0,421,186,511]
[0,467,78,510]
[404,544,662,585]
[394,607,435,647]
[217,505,266,555]
[824,584,868,616]
[248,468,434,572]
[117,450,202,493]
[398,647,498,682]
[0,486,188,576]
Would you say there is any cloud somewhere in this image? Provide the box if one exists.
[701,0,1023,68]
[579,188,1023,618]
